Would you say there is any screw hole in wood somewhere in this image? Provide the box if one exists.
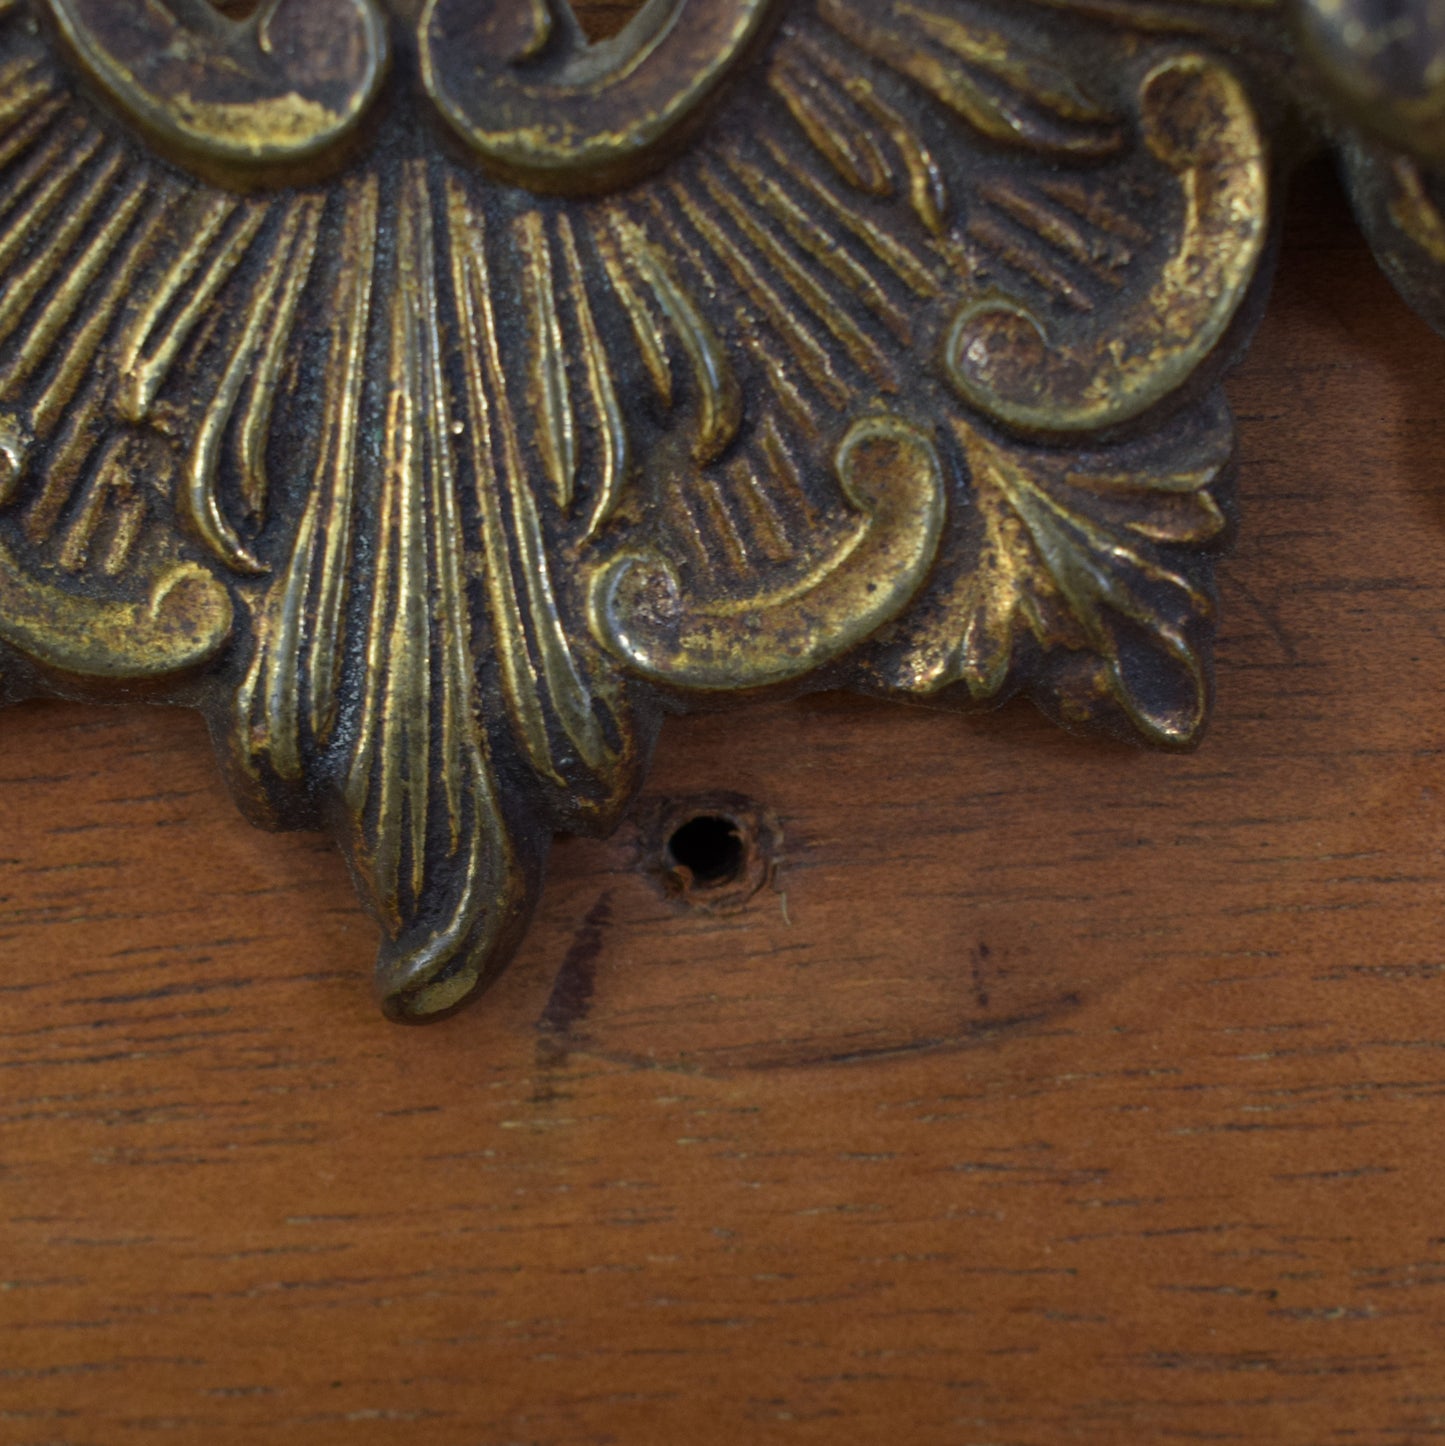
[641,792,781,912]
[666,814,746,887]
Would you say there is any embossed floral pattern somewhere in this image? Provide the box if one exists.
[0,0,1434,1018]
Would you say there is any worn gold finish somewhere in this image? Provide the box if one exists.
[945,54,1267,434]
[0,544,231,679]
[42,0,389,171]
[422,0,780,191]
[591,415,946,690]
[0,0,1442,1021]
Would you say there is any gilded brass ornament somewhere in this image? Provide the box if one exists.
[0,0,1440,1020]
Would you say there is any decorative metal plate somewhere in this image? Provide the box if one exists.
[0,0,1439,1020]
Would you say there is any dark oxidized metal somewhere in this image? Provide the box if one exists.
[0,0,1439,1019]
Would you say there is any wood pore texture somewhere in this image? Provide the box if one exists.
[4,156,1445,1444]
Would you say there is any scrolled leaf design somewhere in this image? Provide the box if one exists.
[877,402,1234,748]
[420,0,781,191]
[817,0,1124,159]
[0,543,233,681]
[42,0,389,171]
[946,53,1267,434]
[4,0,1432,1021]
[589,415,946,692]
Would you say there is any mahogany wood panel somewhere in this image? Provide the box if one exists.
[5,163,1445,1445]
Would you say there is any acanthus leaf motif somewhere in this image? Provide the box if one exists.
[945,52,1268,434]
[815,0,1125,159]
[0,0,1306,1018]
[420,0,782,192]
[881,405,1232,747]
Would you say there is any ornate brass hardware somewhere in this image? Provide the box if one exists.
[421,0,780,191]
[42,0,390,171]
[0,0,1441,1021]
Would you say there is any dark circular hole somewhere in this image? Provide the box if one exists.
[666,814,746,887]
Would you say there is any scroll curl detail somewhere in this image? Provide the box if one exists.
[0,546,233,681]
[421,0,780,192]
[42,0,389,171]
[589,415,946,692]
[946,54,1267,434]
[0,0,1409,1024]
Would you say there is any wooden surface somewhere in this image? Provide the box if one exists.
[5,167,1445,1445]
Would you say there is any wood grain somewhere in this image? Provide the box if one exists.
[5,163,1445,1445]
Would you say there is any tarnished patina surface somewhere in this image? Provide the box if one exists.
[0,0,1440,1020]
